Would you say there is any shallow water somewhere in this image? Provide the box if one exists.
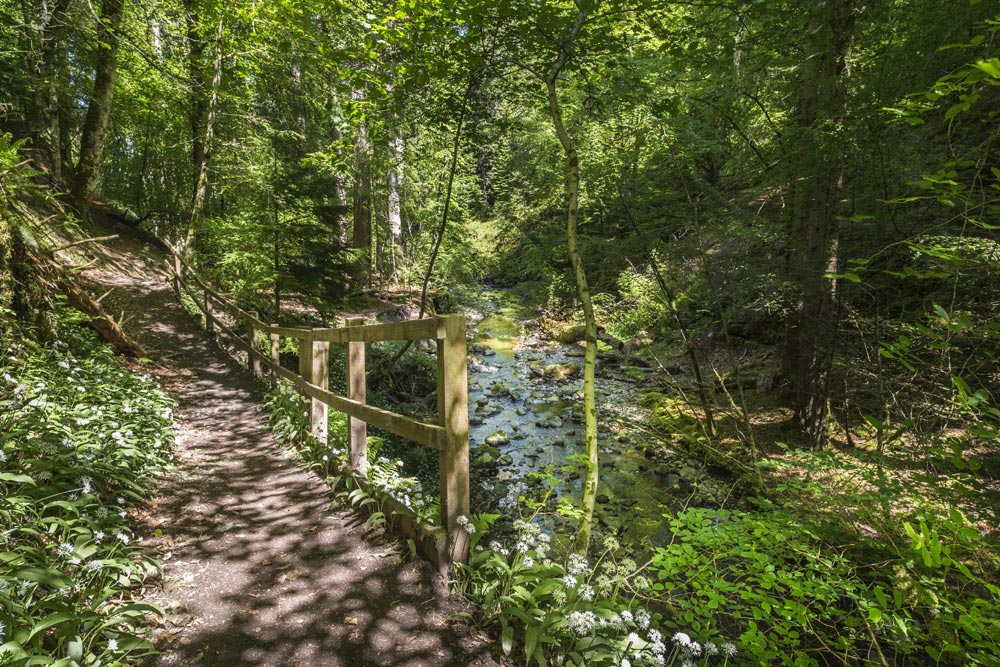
[464,290,698,548]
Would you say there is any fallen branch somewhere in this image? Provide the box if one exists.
[50,234,119,253]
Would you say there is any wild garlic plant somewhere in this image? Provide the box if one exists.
[0,307,175,665]
[263,380,439,523]
[455,494,739,666]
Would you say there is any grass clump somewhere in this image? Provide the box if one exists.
[0,304,174,666]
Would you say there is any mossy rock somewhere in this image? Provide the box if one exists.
[557,323,587,343]
[529,360,581,382]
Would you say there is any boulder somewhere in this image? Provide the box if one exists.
[485,431,510,447]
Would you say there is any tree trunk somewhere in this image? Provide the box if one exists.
[184,16,224,253]
[184,0,207,198]
[352,91,373,286]
[72,0,125,223]
[28,0,72,144]
[782,0,855,448]
[544,6,596,554]
[386,131,404,281]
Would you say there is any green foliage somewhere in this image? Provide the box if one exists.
[650,508,865,666]
[0,133,38,314]
[649,505,1000,667]
[456,514,739,667]
[262,380,438,523]
[0,305,174,666]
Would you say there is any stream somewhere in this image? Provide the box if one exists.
[462,289,732,549]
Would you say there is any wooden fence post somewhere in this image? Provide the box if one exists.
[345,317,367,474]
[172,254,181,299]
[248,311,261,375]
[437,314,470,563]
[204,287,214,335]
[269,326,280,383]
[298,331,329,444]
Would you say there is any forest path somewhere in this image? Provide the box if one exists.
[78,215,495,667]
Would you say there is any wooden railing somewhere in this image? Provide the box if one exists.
[166,252,470,570]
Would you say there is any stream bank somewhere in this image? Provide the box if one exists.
[458,288,737,548]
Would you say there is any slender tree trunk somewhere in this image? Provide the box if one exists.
[352,89,373,286]
[72,0,125,223]
[184,0,207,198]
[184,16,224,253]
[334,169,349,246]
[544,6,596,554]
[28,0,72,140]
[386,131,404,281]
[782,0,855,448]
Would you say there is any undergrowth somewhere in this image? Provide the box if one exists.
[0,304,175,666]
[262,379,439,525]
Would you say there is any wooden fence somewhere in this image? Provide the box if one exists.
[167,253,470,570]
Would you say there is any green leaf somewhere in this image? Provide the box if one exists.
[0,472,35,485]
[67,636,84,662]
[13,566,73,588]
[973,59,1000,79]
[0,641,28,660]
[823,272,861,283]
[501,624,513,655]
[27,612,76,641]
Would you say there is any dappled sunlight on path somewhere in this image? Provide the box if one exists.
[81,220,496,667]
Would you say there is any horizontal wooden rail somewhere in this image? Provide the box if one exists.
[166,251,470,570]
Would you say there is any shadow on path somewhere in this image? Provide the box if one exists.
[81,220,497,667]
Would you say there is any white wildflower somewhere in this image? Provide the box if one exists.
[566,611,596,636]
[562,574,577,588]
[635,608,651,629]
[704,642,719,656]
[579,585,594,601]
[116,532,129,544]
[456,515,476,535]
[620,610,634,623]
[86,560,102,572]
[522,556,535,569]
[567,553,588,576]
[621,660,631,667]
[107,638,118,652]
[688,641,702,657]
[672,632,691,647]
[57,542,74,557]
[626,632,642,647]
[94,530,105,543]
[722,642,737,657]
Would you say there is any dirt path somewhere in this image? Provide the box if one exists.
[79,219,497,667]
